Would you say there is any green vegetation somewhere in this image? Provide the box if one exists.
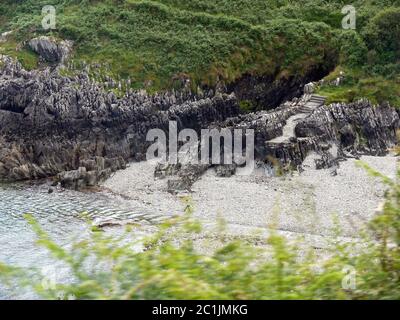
[238,100,254,113]
[317,67,400,106]
[1,0,340,90]
[0,0,398,102]
[0,39,39,70]
[316,5,400,106]
[0,163,400,300]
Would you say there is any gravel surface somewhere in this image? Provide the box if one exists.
[102,155,398,246]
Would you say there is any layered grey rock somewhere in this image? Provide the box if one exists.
[227,98,398,169]
[153,94,399,191]
[28,36,73,63]
[0,55,398,190]
[0,56,240,188]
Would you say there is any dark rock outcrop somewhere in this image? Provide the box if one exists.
[27,36,73,64]
[152,95,399,192]
[228,61,336,110]
[0,55,398,190]
[295,100,399,156]
[221,98,398,169]
[0,55,240,188]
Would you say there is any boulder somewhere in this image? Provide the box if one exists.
[215,164,237,177]
[304,82,316,94]
[167,178,191,194]
[28,36,73,63]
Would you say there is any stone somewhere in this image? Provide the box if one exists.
[27,36,73,63]
[304,82,316,94]
[215,164,237,177]
[167,178,191,193]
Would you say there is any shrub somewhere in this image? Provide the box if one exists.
[339,31,368,67]
[363,7,400,65]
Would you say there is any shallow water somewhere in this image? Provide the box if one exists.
[0,182,159,299]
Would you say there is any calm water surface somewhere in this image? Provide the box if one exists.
[0,182,159,299]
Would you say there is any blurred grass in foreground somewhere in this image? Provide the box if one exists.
[1,162,399,300]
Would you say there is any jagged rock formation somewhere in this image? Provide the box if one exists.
[295,100,399,156]
[0,55,398,190]
[0,55,240,188]
[220,96,398,168]
[153,94,399,193]
[28,36,73,64]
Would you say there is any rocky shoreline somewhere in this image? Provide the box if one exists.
[0,39,399,190]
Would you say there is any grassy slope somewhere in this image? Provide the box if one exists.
[0,0,399,104]
[318,66,400,106]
